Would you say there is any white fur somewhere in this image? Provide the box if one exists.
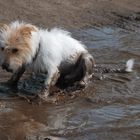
[0,21,87,72]
[30,28,87,73]
[29,26,88,86]
[1,21,87,73]
[0,21,89,86]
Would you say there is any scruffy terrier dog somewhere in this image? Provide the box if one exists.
[0,21,95,100]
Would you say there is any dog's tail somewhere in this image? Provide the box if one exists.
[94,59,134,74]
[125,59,134,72]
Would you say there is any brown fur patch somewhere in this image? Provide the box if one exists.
[7,25,37,46]
[19,25,37,37]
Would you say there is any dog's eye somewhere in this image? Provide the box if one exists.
[12,48,18,53]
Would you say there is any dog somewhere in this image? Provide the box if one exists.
[0,21,95,100]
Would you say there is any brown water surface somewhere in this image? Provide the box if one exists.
[0,27,140,140]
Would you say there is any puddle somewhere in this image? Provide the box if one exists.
[0,26,140,140]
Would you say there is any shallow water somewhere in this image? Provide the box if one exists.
[0,27,140,140]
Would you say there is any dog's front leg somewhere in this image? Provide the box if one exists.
[7,66,26,88]
[39,67,60,100]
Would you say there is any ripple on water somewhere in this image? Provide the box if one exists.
[0,26,140,140]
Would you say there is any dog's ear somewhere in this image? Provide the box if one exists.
[20,25,37,37]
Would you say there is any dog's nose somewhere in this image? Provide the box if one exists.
[2,63,9,70]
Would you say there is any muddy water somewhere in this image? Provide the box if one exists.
[0,27,140,140]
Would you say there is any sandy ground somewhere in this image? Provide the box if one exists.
[0,0,140,28]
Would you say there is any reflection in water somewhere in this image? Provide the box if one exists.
[0,27,140,140]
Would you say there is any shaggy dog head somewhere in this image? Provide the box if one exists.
[0,21,38,73]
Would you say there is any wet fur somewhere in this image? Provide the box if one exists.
[0,21,95,97]
[58,53,94,87]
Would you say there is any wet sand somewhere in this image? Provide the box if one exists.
[0,0,140,140]
[0,0,140,29]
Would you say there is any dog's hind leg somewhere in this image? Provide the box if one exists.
[80,53,95,85]
[64,53,95,87]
